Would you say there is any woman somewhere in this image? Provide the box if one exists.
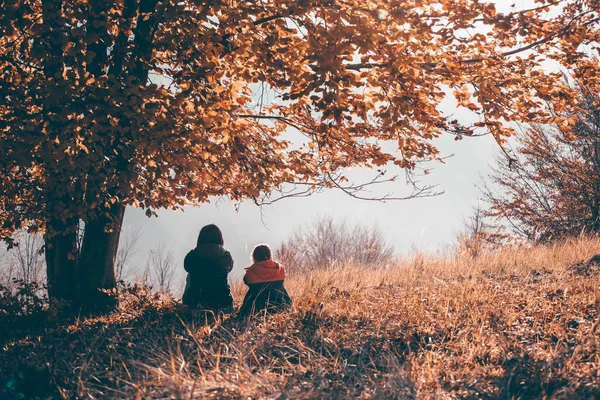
[182,224,234,313]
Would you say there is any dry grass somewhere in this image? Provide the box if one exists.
[2,238,600,399]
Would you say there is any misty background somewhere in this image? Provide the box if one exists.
[123,0,546,288]
[123,114,498,286]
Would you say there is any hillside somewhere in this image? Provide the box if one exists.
[1,239,600,399]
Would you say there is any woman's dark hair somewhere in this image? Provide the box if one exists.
[197,224,224,247]
[252,244,272,262]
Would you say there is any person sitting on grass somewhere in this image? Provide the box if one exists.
[237,244,292,318]
[182,224,234,313]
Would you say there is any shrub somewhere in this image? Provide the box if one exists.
[0,279,47,317]
[275,216,394,273]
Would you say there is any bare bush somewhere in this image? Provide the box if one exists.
[12,232,45,284]
[482,82,600,243]
[0,252,14,288]
[275,216,394,272]
[146,244,176,293]
[116,229,141,282]
[0,232,45,288]
[455,206,499,257]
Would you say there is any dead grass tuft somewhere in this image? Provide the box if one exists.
[2,238,600,398]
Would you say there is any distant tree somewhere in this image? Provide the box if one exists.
[0,249,15,288]
[11,232,45,285]
[483,82,600,243]
[456,206,489,258]
[455,206,509,257]
[275,217,394,272]
[147,244,176,293]
[115,229,141,282]
[0,231,45,288]
[0,0,595,306]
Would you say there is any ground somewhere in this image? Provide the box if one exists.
[1,239,600,399]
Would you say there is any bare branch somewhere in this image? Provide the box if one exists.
[116,228,142,282]
[147,243,176,293]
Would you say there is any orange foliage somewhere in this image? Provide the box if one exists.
[0,0,598,237]
[484,81,600,243]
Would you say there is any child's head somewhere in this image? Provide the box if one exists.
[198,224,224,247]
[252,244,272,262]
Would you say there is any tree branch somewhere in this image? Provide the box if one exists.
[345,12,598,70]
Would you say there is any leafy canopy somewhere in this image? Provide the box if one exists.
[483,81,600,243]
[1,0,598,236]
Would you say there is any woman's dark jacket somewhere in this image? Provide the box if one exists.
[237,260,291,318]
[182,243,234,310]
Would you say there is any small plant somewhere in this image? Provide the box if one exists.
[0,278,47,317]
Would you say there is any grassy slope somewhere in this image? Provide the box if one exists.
[1,238,600,399]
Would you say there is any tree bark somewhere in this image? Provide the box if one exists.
[592,131,600,233]
[78,203,125,311]
[44,217,78,304]
[131,0,161,84]
[86,0,113,78]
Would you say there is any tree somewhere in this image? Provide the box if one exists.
[275,217,394,272]
[0,0,596,306]
[483,81,600,243]
[456,206,488,258]
[0,231,45,288]
[0,246,15,288]
[10,232,45,285]
[455,205,506,257]
[146,244,176,293]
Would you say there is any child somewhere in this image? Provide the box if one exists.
[182,224,234,313]
[237,244,291,318]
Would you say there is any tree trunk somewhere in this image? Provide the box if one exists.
[78,203,125,311]
[45,218,78,304]
[63,0,159,312]
[591,200,600,233]
[39,0,85,308]
[593,133,600,233]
